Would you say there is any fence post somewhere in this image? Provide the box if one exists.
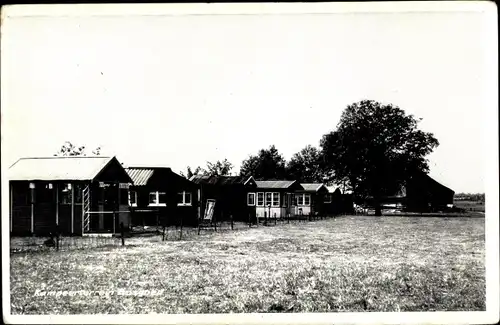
[55,223,60,251]
[162,225,166,241]
[179,215,183,240]
[231,214,234,230]
[120,222,125,246]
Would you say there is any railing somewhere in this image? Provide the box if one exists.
[83,185,91,232]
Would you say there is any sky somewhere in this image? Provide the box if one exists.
[1,3,497,193]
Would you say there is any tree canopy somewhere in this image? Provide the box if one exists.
[54,141,101,156]
[240,145,287,180]
[286,145,324,183]
[320,100,439,215]
[181,159,233,179]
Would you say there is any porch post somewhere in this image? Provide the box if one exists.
[71,183,75,234]
[30,182,35,234]
[55,183,59,225]
[10,183,13,232]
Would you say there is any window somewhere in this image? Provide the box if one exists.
[324,194,332,203]
[12,185,30,206]
[60,183,72,204]
[128,190,137,206]
[257,192,264,206]
[295,194,311,206]
[265,193,272,206]
[74,184,83,204]
[148,191,166,206]
[304,194,310,206]
[178,191,192,206]
[247,193,256,206]
[272,193,280,207]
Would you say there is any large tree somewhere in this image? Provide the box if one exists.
[286,145,324,182]
[181,159,233,178]
[320,100,439,216]
[54,141,101,156]
[240,145,287,180]
[205,158,233,176]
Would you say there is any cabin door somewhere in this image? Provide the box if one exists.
[34,183,57,235]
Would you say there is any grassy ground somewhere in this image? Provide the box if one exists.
[454,200,486,213]
[10,216,485,314]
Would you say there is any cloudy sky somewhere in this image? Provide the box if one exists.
[2,3,496,193]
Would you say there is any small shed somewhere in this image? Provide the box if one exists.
[254,180,304,220]
[126,167,199,227]
[189,175,257,223]
[297,183,330,216]
[9,156,132,236]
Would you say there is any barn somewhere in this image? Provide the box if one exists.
[297,183,330,216]
[189,175,257,223]
[404,172,455,212]
[9,156,132,236]
[126,167,200,227]
[254,180,304,220]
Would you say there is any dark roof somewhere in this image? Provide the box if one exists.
[255,180,298,189]
[190,175,253,186]
[9,156,118,181]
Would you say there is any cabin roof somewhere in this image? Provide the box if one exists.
[125,167,157,186]
[255,180,298,189]
[189,175,252,186]
[9,156,117,181]
[300,183,327,192]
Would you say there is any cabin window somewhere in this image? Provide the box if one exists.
[272,192,280,207]
[324,194,332,203]
[178,191,192,206]
[296,194,304,206]
[129,191,138,206]
[74,184,83,204]
[148,191,166,206]
[265,193,272,206]
[60,183,72,204]
[304,194,311,206]
[257,192,264,206]
[247,193,255,206]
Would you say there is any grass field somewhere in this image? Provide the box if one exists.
[10,216,485,314]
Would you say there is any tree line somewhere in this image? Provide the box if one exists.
[55,100,439,216]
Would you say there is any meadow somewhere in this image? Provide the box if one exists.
[10,216,485,314]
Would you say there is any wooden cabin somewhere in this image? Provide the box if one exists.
[189,175,257,223]
[254,180,304,220]
[297,183,330,216]
[9,156,132,236]
[126,167,200,227]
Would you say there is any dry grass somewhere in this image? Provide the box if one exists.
[10,216,485,314]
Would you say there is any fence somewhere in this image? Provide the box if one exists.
[10,213,340,254]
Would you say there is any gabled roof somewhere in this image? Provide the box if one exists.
[126,167,159,186]
[255,180,298,189]
[9,156,119,181]
[189,175,254,186]
[300,183,328,192]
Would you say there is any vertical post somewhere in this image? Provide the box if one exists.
[30,183,35,234]
[230,214,234,230]
[71,183,75,234]
[55,183,59,226]
[162,225,166,241]
[179,214,183,240]
[120,222,125,246]
[55,223,60,251]
[10,183,13,233]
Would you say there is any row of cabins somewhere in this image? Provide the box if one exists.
[8,156,352,236]
[9,156,454,236]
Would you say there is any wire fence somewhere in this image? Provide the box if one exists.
[10,214,340,254]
